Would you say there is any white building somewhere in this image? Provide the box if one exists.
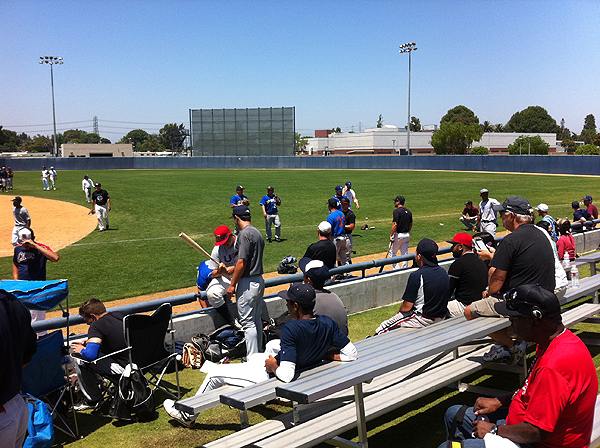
[305,126,557,155]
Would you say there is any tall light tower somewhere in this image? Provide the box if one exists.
[399,42,417,155]
[39,56,63,156]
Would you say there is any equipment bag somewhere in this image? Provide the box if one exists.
[109,364,155,422]
[192,324,246,362]
[23,394,55,448]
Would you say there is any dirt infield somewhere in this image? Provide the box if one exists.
[1,195,97,258]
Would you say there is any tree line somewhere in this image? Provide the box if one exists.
[0,123,188,153]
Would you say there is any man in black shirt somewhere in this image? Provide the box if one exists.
[341,197,356,265]
[71,298,128,409]
[0,290,37,447]
[465,196,555,363]
[445,233,488,317]
[388,195,413,269]
[90,182,111,232]
[303,221,337,269]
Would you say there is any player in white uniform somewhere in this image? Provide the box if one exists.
[11,197,31,246]
[477,188,501,237]
[41,166,50,190]
[82,175,94,203]
[342,181,360,209]
[49,167,57,190]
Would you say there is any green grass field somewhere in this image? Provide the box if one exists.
[2,168,598,307]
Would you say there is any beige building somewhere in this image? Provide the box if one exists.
[61,143,133,157]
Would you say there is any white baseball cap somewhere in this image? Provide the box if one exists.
[318,221,332,234]
[535,203,549,213]
[480,188,489,194]
[18,228,34,243]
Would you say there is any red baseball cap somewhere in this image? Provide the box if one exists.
[446,232,473,247]
[214,225,232,246]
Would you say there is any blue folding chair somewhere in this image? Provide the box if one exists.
[21,330,80,439]
[0,280,80,439]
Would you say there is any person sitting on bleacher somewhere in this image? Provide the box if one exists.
[375,238,449,334]
[439,284,598,448]
[71,298,128,411]
[163,282,357,427]
[572,200,593,233]
[465,196,555,365]
[446,233,488,318]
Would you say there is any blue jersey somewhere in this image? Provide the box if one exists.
[327,210,345,237]
[230,193,248,206]
[196,261,213,290]
[260,194,279,214]
[277,315,349,371]
[574,209,592,222]
[13,244,50,280]
[330,195,348,209]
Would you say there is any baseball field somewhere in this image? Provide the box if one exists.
[1,168,597,308]
[3,167,600,447]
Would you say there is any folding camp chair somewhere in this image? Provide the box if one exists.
[124,303,181,399]
[21,330,80,439]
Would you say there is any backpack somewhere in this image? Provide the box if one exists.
[192,324,246,362]
[109,364,155,422]
[264,311,292,341]
[23,394,55,448]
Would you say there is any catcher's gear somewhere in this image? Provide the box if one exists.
[277,255,298,274]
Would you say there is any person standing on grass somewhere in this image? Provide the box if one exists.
[7,167,14,190]
[227,205,265,356]
[11,196,30,246]
[303,221,337,269]
[90,183,111,232]
[260,186,282,243]
[341,197,356,265]
[342,181,360,209]
[477,189,501,237]
[41,166,50,191]
[327,198,347,266]
[82,175,94,203]
[388,195,412,269]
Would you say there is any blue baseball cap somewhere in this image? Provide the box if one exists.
[335,185,343,192]
[278,282,316,306]
[345,181,351,187]
[230,205,250,218]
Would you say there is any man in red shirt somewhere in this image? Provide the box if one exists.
[583,195,598,221]
[439,284,598,448]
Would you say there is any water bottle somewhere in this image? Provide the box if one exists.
[571,264,580,288]
[563,253,571,287]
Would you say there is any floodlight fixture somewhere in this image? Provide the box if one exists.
[39,55,63,156]
[399,42,417,155]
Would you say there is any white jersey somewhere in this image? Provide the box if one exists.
[207,243,238,270]
[82,178,94,191]
[42,169,49,179]
[479,198,500,222]
[13,206,30,226]
[342,187,358,207]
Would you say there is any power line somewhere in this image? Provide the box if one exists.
[3,120,91,128]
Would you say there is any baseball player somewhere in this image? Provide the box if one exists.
[90,183,111,231]
[389,195,412,269]
[260,186,282,242]
[0,167,7,192]
[331,185,348,209]
[230,185,248,208]
[82,175,94,203]
[11,196,31,246]
[327,198,347,266]
[49,166,57,190]
[341,197,356,264]
[41,166,50,191]
[196,225,238,325]
[477,188,501,237]
[342,181,360,209]
[7,167,13,190]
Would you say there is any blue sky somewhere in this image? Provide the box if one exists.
[1,0,599,141]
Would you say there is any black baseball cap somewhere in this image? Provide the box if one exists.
[299,257,330,284]
[394,195,405,204]
[230,205,250,218]
[465,200,473,206]
[572,201,581,209]
[494,284,562,322]
[278,282,316,306]
[328,198,339,208]
[95,182,101,187]
[492,196,532,215]
[416,238,439,266]
[12,196,22,202]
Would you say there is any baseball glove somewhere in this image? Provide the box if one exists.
[277,255,298,275]
[361,224,369,230]
[242,198,250,206]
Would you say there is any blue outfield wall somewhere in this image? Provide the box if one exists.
[0,154,598,175]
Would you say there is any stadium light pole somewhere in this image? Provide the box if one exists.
[399,42,417,155]
[39,56,63,157]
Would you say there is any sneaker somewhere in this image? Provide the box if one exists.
[163,399,196,428]
[267,238,272,243]
[508,341,528,366]
[73,400,98,411]
[483,344,512,362]
[275,236,280,242]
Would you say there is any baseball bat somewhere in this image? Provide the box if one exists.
[378,240,393,273]
[179,232,232,280]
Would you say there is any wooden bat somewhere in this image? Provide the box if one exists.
[179,232,231,280]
